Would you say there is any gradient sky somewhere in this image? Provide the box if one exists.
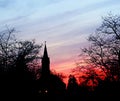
[0,0,120,75]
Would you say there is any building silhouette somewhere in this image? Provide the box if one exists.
[41,41,50,78]
[37,42,66,98]
[38,42,50,95]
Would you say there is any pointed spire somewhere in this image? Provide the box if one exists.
[42,41,50,77]
[43,41,48,58]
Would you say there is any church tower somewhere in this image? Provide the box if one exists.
[41,42,50,78]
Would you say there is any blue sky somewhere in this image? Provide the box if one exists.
[0,0,120,73]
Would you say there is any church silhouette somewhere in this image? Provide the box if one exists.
[37,42,66,99]
[41,41,50,79]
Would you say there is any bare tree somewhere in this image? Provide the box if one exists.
[0,27,43,99]
[0,27,17,71]
[80,14,120,81]
[79,66,104,90]
[98,13,120,40]
[0,27,42,73]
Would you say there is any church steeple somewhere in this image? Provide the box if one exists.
[43,41,48,58]
[41,41,50,77]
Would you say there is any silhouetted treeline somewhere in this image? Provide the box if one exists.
[74,13,120,101]
[0,27,41,100]
[1,63,120,101]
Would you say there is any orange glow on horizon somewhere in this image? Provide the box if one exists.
[50,61,74,85]
[50,60,106,86]
[50,60,75,74]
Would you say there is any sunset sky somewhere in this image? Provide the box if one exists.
[0,0,120,75]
